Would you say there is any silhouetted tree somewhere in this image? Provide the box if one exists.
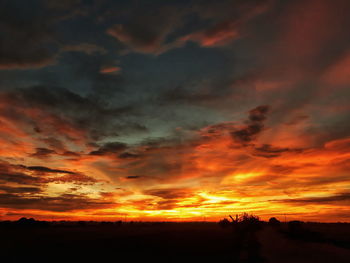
[227,213,261,232]
[218,213,262,232]
[218,218,231,228]
[17,217,36,226]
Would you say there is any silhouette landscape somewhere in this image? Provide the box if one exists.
[1,214,350,263]
[1,0,350,262]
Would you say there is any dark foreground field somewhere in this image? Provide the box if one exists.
[1,220,350,263]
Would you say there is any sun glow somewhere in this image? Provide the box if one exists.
[221,172,264,184]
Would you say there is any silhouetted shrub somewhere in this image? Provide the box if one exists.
[219,213,262,232]
[15,217,49,227]
[218,218,231,228]
[20,217,34,224]
[240,213,260,223]
[238,213,262,232]
[18,217,36,225]
[268,217,281,227]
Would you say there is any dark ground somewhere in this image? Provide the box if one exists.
[1,220,350,263]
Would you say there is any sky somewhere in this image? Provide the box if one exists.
[0,0,350,222]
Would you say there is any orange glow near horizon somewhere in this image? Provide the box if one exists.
[1,116,350,222]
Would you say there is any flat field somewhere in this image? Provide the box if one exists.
[1,221,350,263]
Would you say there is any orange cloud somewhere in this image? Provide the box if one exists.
[180,20,240,47]
[179,1,271,48]
[1,101,349,221]
[100,66,121,74]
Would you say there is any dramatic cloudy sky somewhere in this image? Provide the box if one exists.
[1,0,350,222]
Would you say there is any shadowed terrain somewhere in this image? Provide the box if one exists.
[1,218,350,263]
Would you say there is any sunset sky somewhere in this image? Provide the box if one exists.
[0,0,350,222]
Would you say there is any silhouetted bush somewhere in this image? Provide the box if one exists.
[239,213,260,223]
[218,213,262,232]
[218,218,231,228]
[18,217,36,225]
[237,213,262,232]
[15,217,49,227]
